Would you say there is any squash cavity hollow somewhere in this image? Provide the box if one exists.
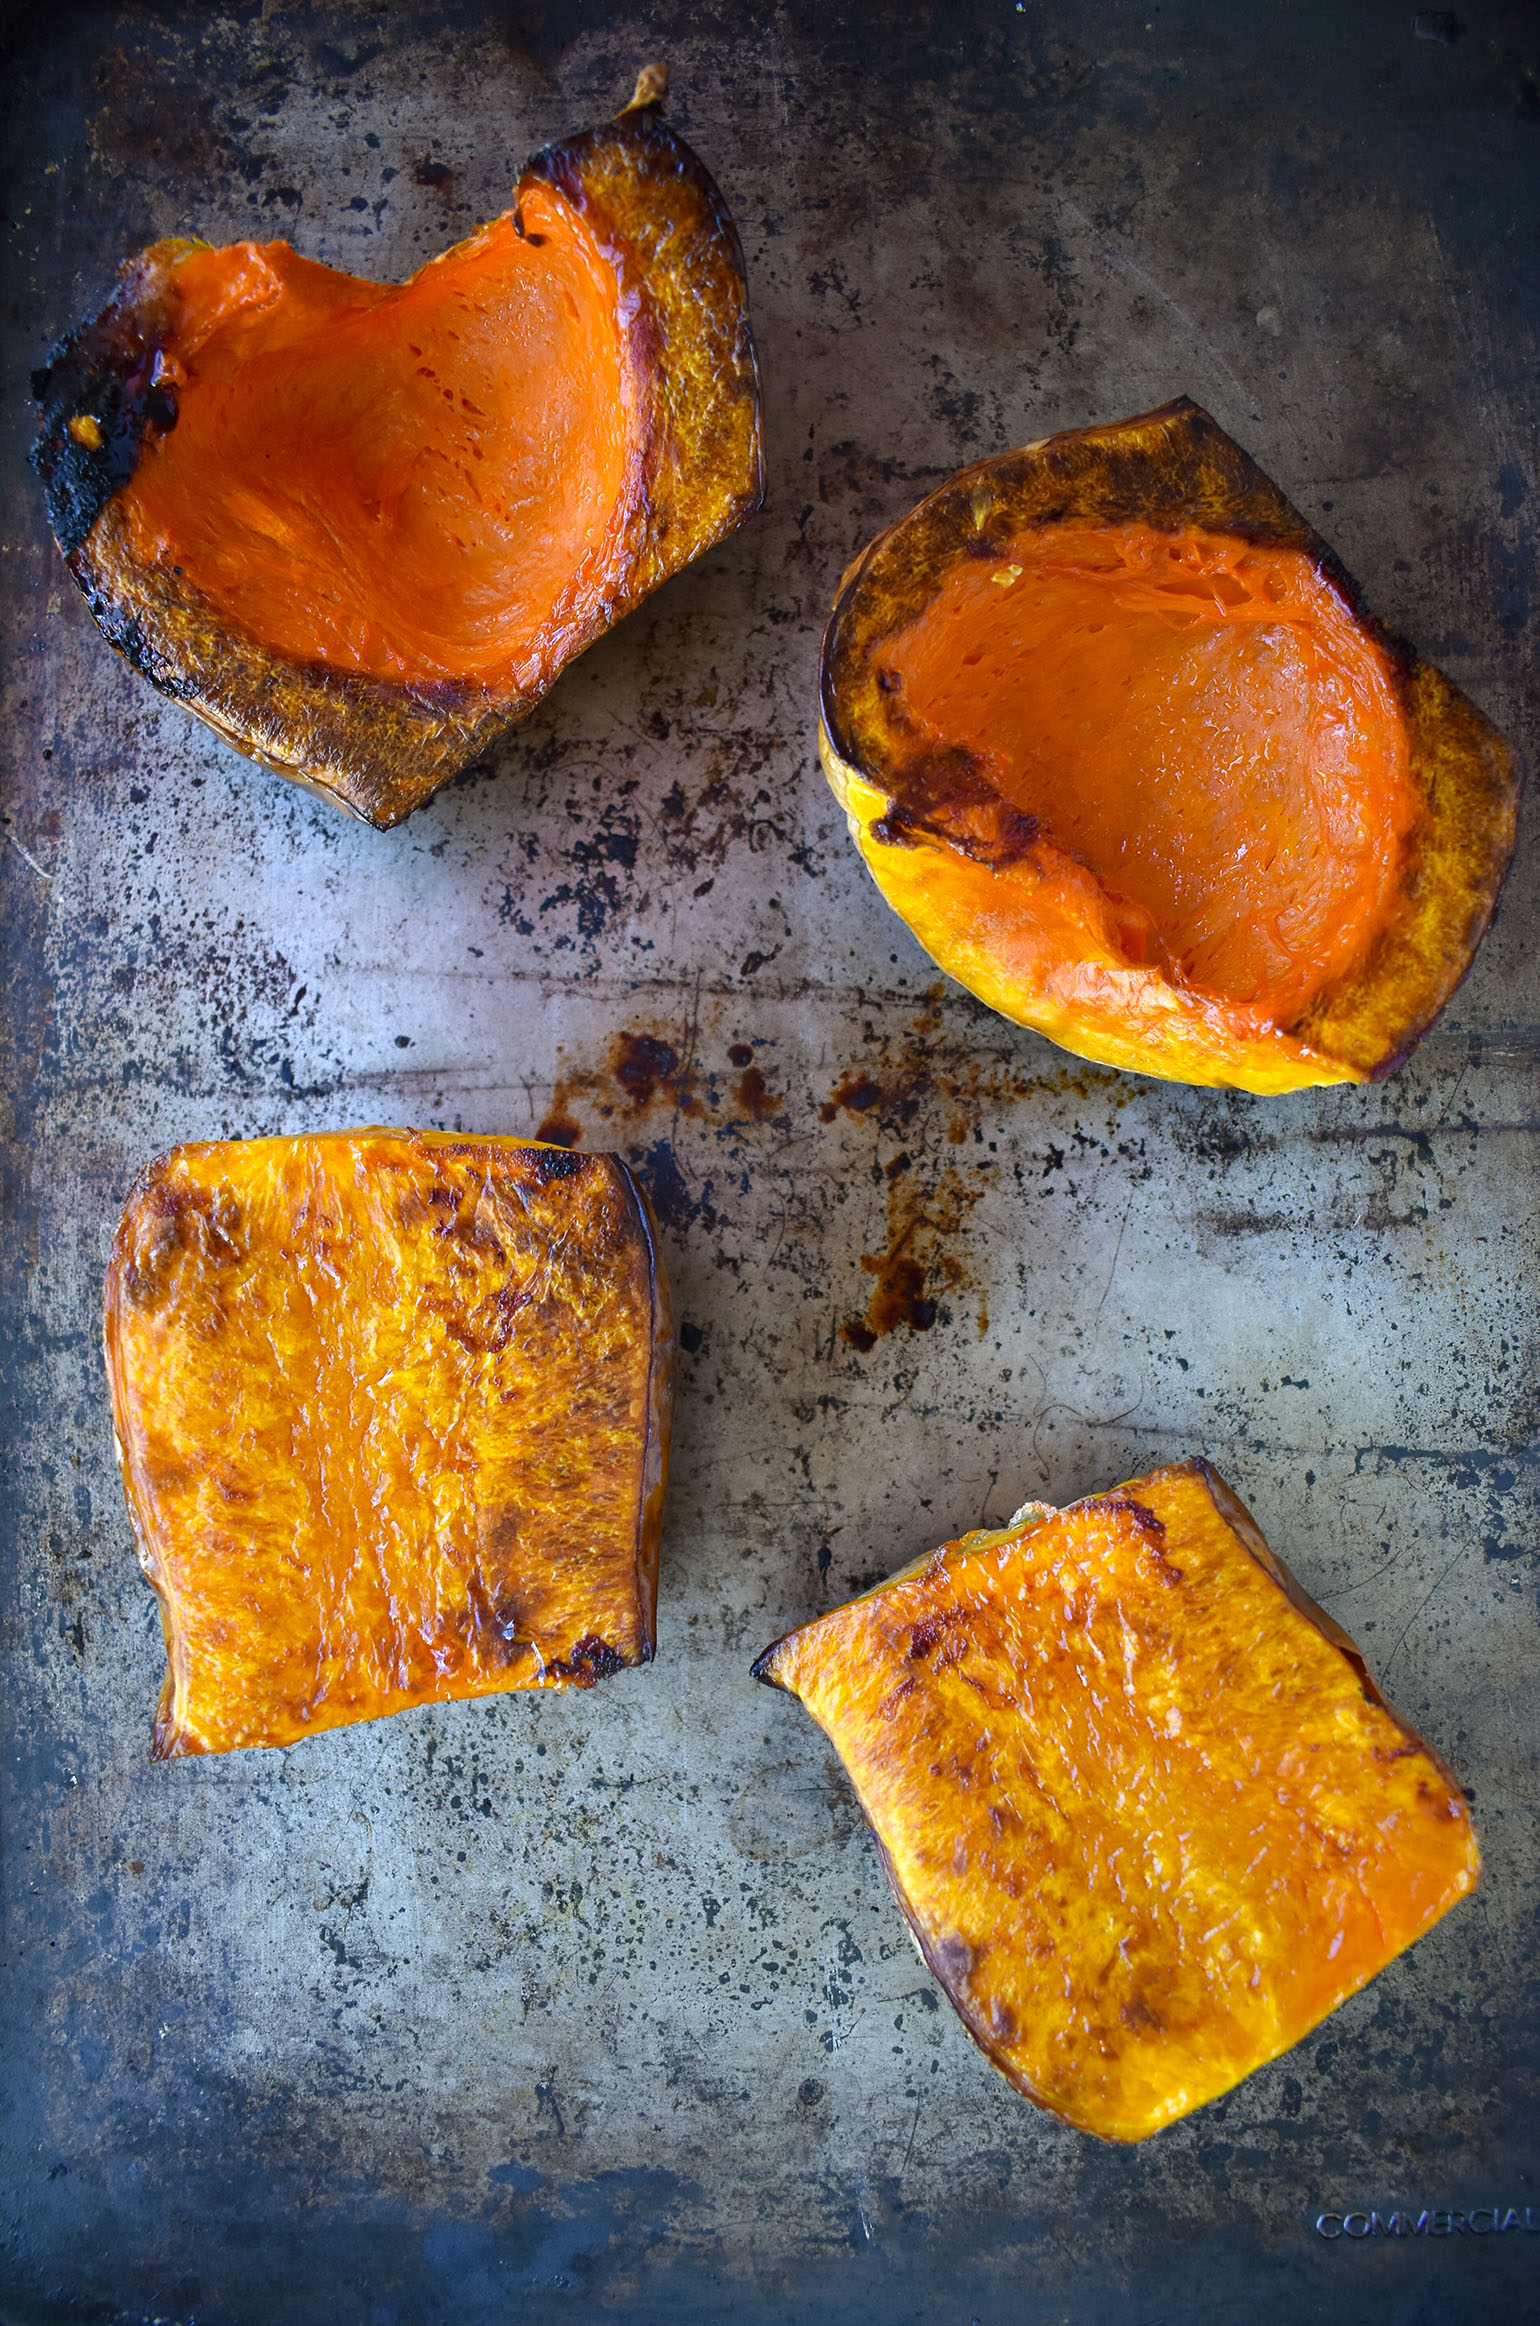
[120,189,642,690]
[876,521,1415,1018]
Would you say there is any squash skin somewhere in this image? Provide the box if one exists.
[753,1460,1479,2142]
[104,1130,674,1756]
[819,401,1519,1091]
[33,92,764,828]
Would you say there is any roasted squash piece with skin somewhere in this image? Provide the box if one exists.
[820,401,1519,1091]
[753,1461,1479,2141]
[33,69,763,827]
[105,1130,674,1756]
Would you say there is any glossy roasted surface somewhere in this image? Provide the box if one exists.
[820,401,1519,1091]
[33,88,764,825]
[755,1460,1479,2141]
[105,1130,674,1755]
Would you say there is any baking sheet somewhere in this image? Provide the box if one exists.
[1,3,1536,2320]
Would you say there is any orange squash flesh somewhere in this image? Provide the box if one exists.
[105,1130,674,1757]
[34,80,764,826]
[753,1461,1479,2142]
[820,402,1519,1091]
[879,522,1416,1018]
[120,187,641,691]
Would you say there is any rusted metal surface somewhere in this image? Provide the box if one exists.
[1,3,1536,2320]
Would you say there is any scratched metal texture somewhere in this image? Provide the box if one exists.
[1,2,1536,2320]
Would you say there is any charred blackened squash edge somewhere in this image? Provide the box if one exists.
[818,399,1520,1090]
[34,78,765,829]
[621,1157,677,1660]
[751,1457,1478,2140]
[104,1128,676,1753]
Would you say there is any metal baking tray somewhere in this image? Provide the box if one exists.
[2,3,1535,2319]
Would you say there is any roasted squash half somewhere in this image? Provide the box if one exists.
[819,402,1518,1091]
[34,71,763,827]
[753,1460,1478,2141]
[105,1130,674,1755]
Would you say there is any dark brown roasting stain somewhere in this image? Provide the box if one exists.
[534,1108,582,1149]
[725,1039,780,1117]
[536,1027,707,1150]
[734,1065,779,1120]
[820,987,1110,1143]
[611,1031,695,1113]
[842,1164,987,1350]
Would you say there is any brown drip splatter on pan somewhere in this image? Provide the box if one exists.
[532,988,1113,1340]
[841,1158,987,1350]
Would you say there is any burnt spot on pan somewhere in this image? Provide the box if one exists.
[612,1032,688,1111]
[728,1043,781,1120]
[841,1160,987,1350]
[534,1108,582,1149]
[819,984,1111,1141]
[653,742,805,876]
[537,1027,706,1151]
[820,1070,885,1124]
